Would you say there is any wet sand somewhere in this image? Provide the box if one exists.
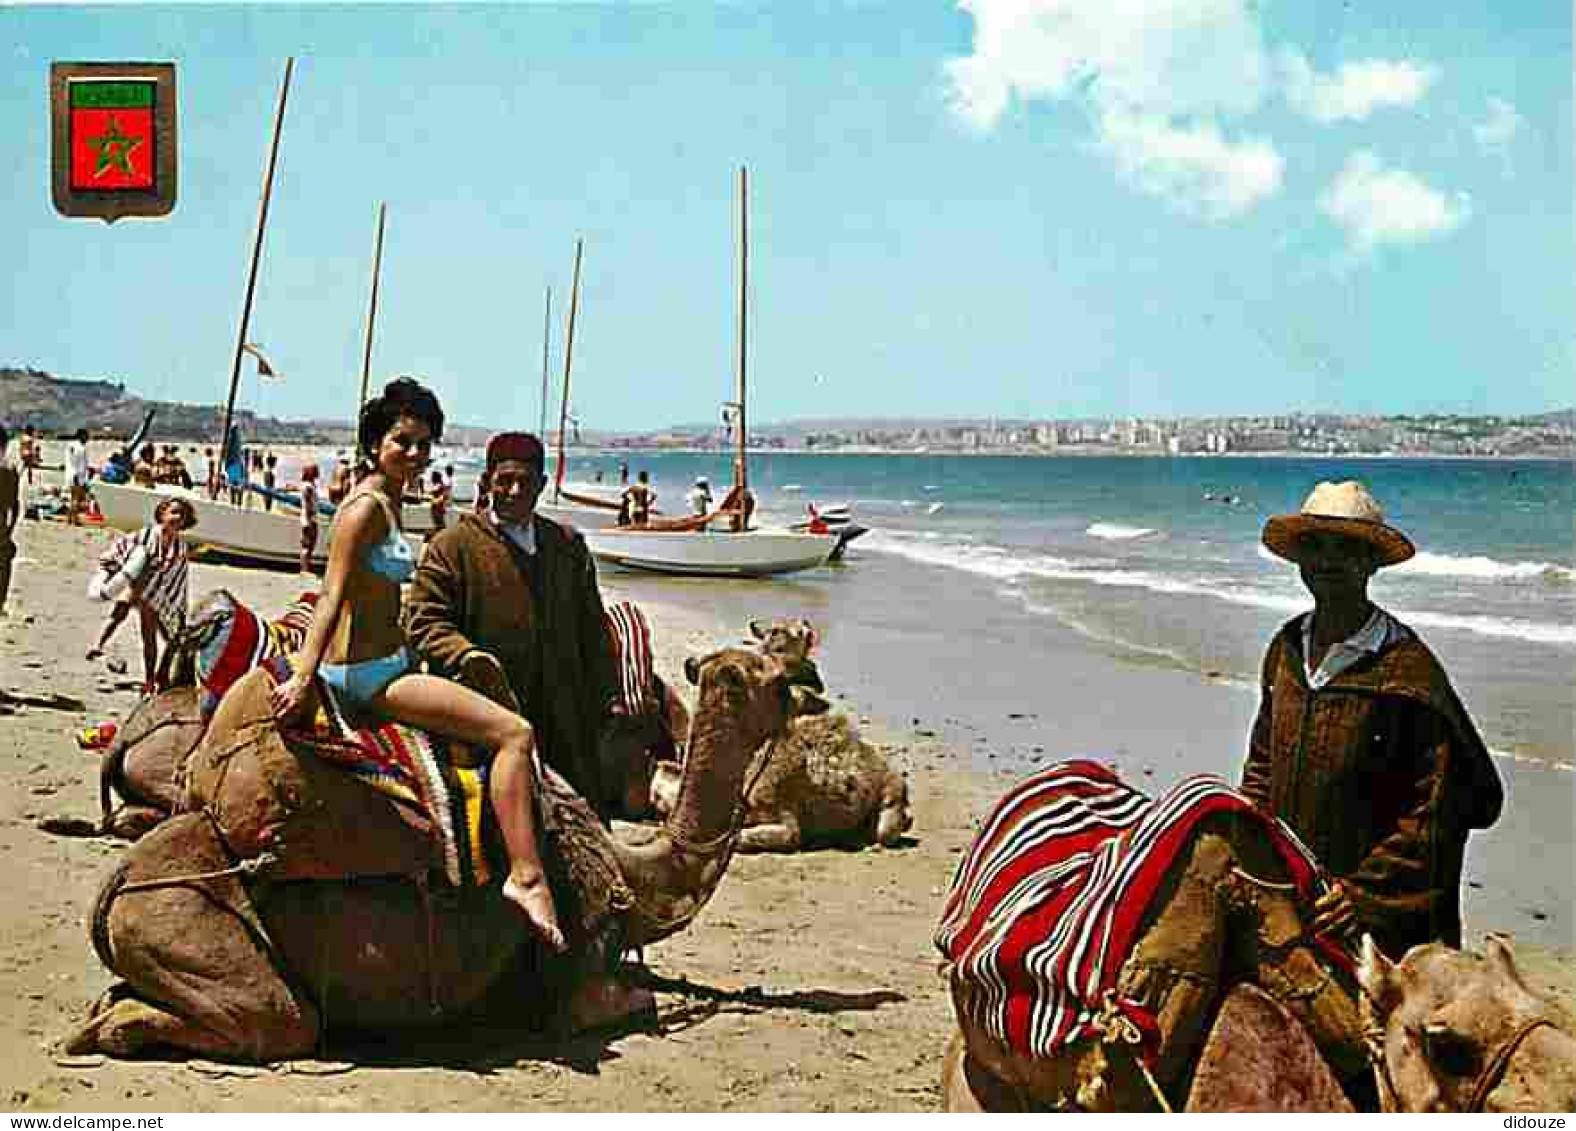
[0,513,1570,1112]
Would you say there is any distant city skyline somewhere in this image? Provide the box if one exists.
[3,2,1570,431]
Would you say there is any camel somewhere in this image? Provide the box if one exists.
[939,761,1576,1113]
[64,642,827,1062]
[650,618,913,852]
[1357,933,1576,1112]
[97,589,312,839]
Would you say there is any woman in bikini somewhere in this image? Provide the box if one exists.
[269,378,563,951]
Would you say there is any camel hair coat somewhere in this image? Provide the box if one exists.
[404,512,621,816]
[1241,611,1503,959]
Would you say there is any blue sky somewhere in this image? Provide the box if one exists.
[2,1,1570,432]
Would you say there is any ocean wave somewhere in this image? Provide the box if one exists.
[1393,552,1574,584]
[1257,544,1573,584]
[1087,522,1160,541]
[868,531,1575,647]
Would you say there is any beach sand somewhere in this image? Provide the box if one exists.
[0,515,1570,1112]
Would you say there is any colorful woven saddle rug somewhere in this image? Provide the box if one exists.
[193,589,317,718]
[260,652,496,888]
[934,760,1331,1063]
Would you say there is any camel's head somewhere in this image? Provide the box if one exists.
[872,770,914,847]
[1358,933,1576,1112]
[683,644,827,753]
[748,618,824,692]
[155,588,241,690]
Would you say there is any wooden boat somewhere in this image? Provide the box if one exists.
[584,167,835,578]
[92,481,426,568]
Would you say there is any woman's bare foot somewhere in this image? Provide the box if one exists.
[502,872,566,952]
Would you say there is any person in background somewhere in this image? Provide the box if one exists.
[426,467,451,543]
[618,460,629,487]
[621,470,655,526]
[18,425,40,487]
[268,380,564,951]
[262,453,279,512]
[1242,480,1503,959]
[196,447,213,495]
[86,496,197,696]
[132,443,158,488]
[473,469,491,516]
[297,462,321,576]
[0,425,19,617]
[686,476,712,517]
[327,452,353,506]
[65,428,90,526]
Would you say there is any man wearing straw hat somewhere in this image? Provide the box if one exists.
[1243,480,1502,960]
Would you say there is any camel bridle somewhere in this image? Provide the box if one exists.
[1364,1001,1557,1112]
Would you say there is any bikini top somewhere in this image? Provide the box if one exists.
[358,490,416,584]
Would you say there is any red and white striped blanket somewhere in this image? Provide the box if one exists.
[605,600,660,716]
[934,760,1334,1062]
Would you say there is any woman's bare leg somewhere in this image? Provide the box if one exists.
[89,601,134,658]
[372,672,564,951]
[136,603,161,692]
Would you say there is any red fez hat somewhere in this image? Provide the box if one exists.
[486,432,546,471]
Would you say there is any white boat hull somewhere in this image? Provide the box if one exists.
[538,501,621,531]
[92,481,426,568]
[584,527,837,578]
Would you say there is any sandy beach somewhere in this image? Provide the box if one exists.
[1,512,1571,1112]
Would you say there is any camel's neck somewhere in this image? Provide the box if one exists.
[1483,1018,1576,1112]
[616,684,766,949]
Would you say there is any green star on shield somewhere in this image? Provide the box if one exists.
[88,115,144,179]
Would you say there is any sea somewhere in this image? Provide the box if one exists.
[462,450,1576,941]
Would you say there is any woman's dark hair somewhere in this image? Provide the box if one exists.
[357,377,445,466]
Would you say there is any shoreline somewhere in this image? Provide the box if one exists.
[0,517,1570,1111]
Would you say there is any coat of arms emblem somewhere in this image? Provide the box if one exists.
[51,61,177,222]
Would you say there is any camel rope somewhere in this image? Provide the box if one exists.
[1466,1017,1556,1113]
[113,850,277,895]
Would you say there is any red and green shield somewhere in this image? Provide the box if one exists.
[69,80,156,190]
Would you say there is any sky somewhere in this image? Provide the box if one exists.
[2,1,1570,433]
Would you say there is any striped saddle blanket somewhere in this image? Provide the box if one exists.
[604,600,660,716]
[934,760,1330,1062]
[196,590,317,718]
[261,652,497,888]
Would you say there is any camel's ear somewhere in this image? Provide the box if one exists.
[1358,934,1400,1011]
[749,620,768,641]
[684,655,702,685]
[1484,933,1529,991]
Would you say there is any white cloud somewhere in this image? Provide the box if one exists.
[1097,108,1284,220]
[1473,97,1524,150]
[1318,151,1470,253]
[1279,51,1438,123]
[942,0,1281,219]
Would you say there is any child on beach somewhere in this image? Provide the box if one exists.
[86,496,197,696]
[268,378,564,951]
[297,462,321,575]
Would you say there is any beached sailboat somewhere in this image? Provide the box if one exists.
[95,79,426,564]
[537,238,625,531]
[584,168,836,577]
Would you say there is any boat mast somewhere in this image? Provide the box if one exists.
[735,165,749,499]
[538,285,552,438]
[553,237,583,503]
[217,56,292,495]
[356,201,388,418]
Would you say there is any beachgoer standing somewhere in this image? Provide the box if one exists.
[64,429,90,526]
[19,425,39,486]
[1242,480,1503,959]
[618,460,629,487]
[0,426,19,617]
[297,462,320,575]
[262,453,279,512]
[268,379,565,951]
[426,468,451,542]
[327,453,353,505]
[86,496,196,696]
[132,444,158,488]
[196,447,213,494]
[687,476,713,517]
[405,431,626,820]
[622,470,655,526]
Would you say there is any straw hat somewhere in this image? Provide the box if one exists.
[1261,480,1415,568]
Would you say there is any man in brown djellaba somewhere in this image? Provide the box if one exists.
[404,431,626,819]
[1242,480,1503,959]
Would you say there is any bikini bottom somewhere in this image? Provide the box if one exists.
[319,647,412,707]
